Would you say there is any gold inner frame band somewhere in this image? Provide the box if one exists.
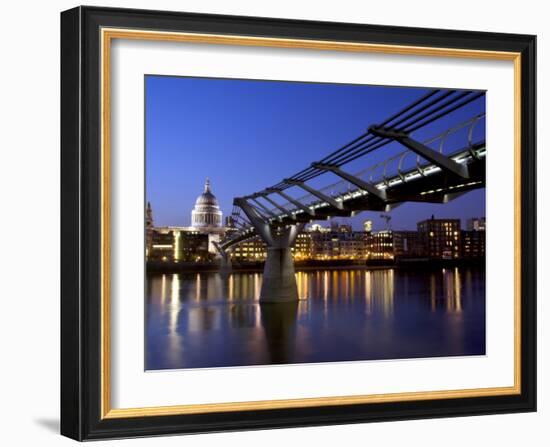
[100,27,522,419]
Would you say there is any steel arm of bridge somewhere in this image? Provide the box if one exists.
[234,221,251,231]
[232,213,253,230]
[284,179,345,211]
[250,197,279,219]
[211,240,223,255]
[443,191,470,203]
[266,188,315,217]
[212,240,234,259]
[220,233,256,251]
[369,126,469,179]
[311,162,388,202]
[259,194,292,216]
[234,198,275,245]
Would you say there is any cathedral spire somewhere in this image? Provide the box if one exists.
[145,201,154,228]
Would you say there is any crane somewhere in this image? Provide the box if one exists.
[380,214,392,231]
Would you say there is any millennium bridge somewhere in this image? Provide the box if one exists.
[214,89,486,303]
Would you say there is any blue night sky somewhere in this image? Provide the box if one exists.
[145,75,486,231]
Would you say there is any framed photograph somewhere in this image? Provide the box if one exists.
[61,6,536,441]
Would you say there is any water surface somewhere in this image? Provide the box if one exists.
[146,267,485,370]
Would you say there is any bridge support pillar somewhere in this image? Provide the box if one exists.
[213,242,233,273]
[220,252,232,274]
[261,247,298,303]
[234,198,304,303]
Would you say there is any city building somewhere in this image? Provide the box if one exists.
[145,201,154,258]
[363,219,373,233]
[366,230,394,260]
[231,237,267,262]
[293,231,313,260]
[147,179,229,261]
[393,231,424,258]
[228,225,361,263]
[224,215,236,228]
[417,216,461,259]
[309,223,367,260]
[461,230,486,258]
[462,216,486,258]
[148,228,210,262]
[146,182,486,264]
[467,217,486,231]
[309,225,334,259]
[148,230,174,262]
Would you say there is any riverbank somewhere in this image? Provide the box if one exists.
[146,257,485,274]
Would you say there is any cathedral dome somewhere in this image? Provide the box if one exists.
[195,187,219,208]
[191,179,223,228]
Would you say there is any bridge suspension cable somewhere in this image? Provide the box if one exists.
[252,111,486,219]
[268,89,443,188]
[323,91,484,169]
[267,89,484,192]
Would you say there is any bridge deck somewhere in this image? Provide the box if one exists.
[220,142,485,250]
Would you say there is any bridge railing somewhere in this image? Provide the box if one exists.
[355,113,486,187]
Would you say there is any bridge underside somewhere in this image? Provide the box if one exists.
[268,157,485,227]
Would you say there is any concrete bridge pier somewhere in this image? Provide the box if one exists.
[213,242,233,274]
[260,300,298,363]
[219,252,232,274]
[233,197,303,303]
[261,245,298,303]
[259,223,303,303]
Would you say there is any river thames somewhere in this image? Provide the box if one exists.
[145,266,485,370]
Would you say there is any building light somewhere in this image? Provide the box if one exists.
[173,230,180,261]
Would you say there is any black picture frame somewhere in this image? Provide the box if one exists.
[61,5,536,441]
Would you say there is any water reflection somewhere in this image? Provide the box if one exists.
[146,267,485,370]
